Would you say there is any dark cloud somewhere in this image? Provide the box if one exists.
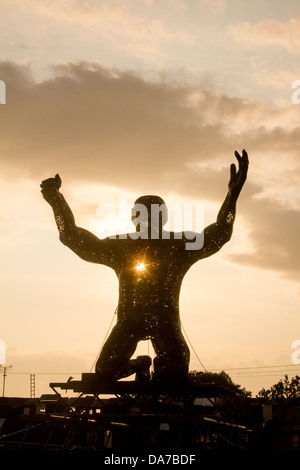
[228,196,300,283]
[1,60,299,284]
[1,60,298,190]
[0,60,243,194]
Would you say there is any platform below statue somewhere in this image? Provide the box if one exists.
[49,373,233,398]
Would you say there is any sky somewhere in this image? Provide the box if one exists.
[0,0,300,398]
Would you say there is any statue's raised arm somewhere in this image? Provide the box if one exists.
[40,174,118,268]
[40,174,62,201]
[188,149,249,261]
[228,149,249,199]
[40,174,76,230]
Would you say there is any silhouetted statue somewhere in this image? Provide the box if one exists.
[41,150,248,382]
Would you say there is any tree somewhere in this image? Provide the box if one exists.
[189,370,252,397]
[257,375,300,399]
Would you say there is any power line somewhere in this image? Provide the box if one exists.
[7,372,83,375]
[180,321,207,372]
[230,373,300,378]
[89,308,117,372]
[230,370,300,375]
[231,369,300,375]
[7,366,300,376]
[7,364,300,376]
[210,364,300,372]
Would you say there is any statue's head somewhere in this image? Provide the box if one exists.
[131,195,168,234]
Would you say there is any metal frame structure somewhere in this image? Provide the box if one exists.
[0,374,255,451]
[1,380,300,451]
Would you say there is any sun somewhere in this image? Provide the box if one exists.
[135,262,146,272]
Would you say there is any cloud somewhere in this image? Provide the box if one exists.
[1,60,300,285]
[159,164,260,203]
[5,0,190,64]
[7,347,93,373]
[231,18,300,54]
[228,195,300,284]
[1,60,299,188]
[198,0,227,16]
[0,60,234,191]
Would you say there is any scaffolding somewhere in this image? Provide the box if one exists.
[0,374,249,450]
[1,374,299,452]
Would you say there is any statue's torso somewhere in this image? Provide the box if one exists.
[111,234,194,325]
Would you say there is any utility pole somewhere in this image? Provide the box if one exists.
[0,365,12,397]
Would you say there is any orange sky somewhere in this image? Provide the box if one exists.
[0,0,300,397]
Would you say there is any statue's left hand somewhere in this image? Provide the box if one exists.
[228,149,249,197]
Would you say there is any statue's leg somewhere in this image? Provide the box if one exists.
[151,325,190,381]
[95,322,151,380]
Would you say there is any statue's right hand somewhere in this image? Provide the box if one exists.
[40,174,62,201]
